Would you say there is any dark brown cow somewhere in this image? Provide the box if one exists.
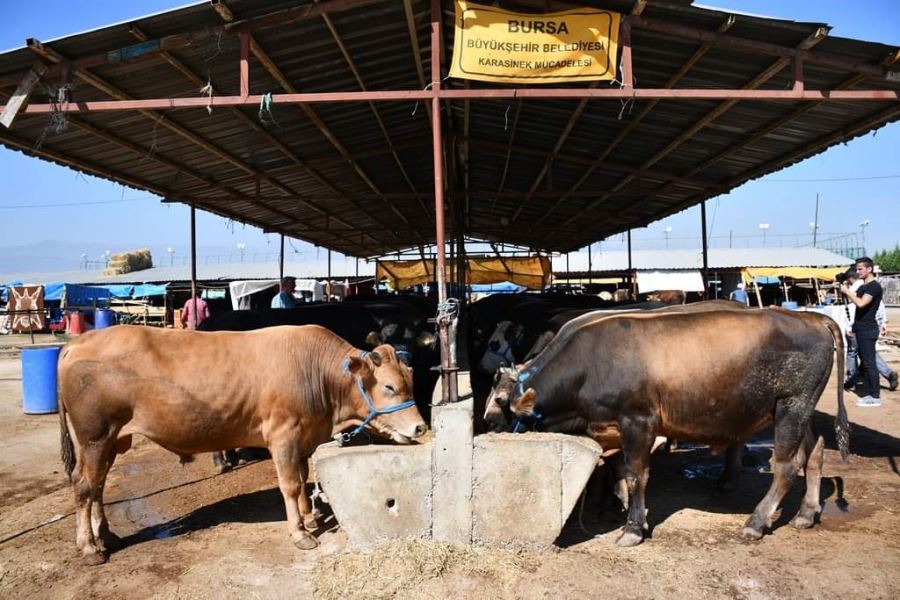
[58,325,426,565]
[485,309,847,546]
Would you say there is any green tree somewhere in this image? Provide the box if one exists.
[874,244,900,273]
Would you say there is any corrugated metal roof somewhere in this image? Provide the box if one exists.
[0,258,376,286]
[1,0,897,257]
[552,246,853,272]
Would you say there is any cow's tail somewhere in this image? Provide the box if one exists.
[58,364,76,481]
[822,317,850,461]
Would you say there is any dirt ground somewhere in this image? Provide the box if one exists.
[0,330,898,600]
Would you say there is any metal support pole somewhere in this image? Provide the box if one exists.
[431,0,456,405]
[627,230,634,299]
[190,204,197,330]
[813,193,819,247]
[327,249,332,302]
[279,234,285,281]
[588,243,593,293]
[700,200,709,296]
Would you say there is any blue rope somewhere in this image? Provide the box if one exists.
[511,370,541,433]
[341,350,415,440]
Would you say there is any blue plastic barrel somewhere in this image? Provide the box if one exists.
[21,345,63,414]
[95,309,116,329]
[781,301,799,310]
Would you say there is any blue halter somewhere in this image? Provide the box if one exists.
[341,351,416,439]
[510,369,542,433]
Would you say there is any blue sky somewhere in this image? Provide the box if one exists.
[1,1,898,271]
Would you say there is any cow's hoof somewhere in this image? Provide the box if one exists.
[791,514,815,530]
[293,532,319,550]
[615,530,643,547]
[741,526,763,541]
[215,464,232,475]
[303,513,319,531]
[81,551,108,566]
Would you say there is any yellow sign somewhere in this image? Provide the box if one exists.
[449,1,621,84]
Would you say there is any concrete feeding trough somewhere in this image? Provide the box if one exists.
[313,372,602,550]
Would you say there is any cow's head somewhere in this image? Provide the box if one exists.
[483,365,538,433]
[477,321,523,374]
[365,316,435,367]
[344,344,428,443]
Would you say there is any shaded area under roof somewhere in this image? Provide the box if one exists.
[0,0,898,258]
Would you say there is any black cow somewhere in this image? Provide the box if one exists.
[485,308,848,545]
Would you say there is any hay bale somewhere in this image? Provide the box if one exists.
[313,539,540,600]
[103,248,153,275]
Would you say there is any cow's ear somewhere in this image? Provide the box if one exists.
[345,356,370,376]
[514,388,537,416]
[415,330,435,348]
[368,351,383,367]
[365,331,382,348]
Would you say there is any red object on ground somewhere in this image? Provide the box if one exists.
[67,311,85,335]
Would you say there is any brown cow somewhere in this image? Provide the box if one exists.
[58,325,427,565]
[485,309,848,546]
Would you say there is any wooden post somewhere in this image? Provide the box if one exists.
[627,230,634,299]
[0,62,47,128]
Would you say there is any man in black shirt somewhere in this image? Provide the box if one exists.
[841,256,884,407]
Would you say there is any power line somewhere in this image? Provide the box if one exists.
[763,174,900,182]
[0,197,153,209]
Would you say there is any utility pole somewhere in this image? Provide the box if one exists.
[813,193,820,247]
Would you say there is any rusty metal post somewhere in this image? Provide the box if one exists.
[279,234,285,281]
[701,201,709,296]
[190,203,198,330]
[431,0,457,405]
[627,230,635,299]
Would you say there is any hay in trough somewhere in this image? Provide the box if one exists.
[313,539,541,600]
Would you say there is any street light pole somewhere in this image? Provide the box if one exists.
[859,219,870,254]
[663,226,672,249]
[759,223,770,246]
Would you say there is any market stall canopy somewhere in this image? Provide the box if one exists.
[1,0,898,257]
[376,255,550,289]
[741,266,846,284]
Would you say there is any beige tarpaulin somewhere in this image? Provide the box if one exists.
[376,256,551,290]
[741,267,846,284]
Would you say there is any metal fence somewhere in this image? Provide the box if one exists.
[880,275,900,306]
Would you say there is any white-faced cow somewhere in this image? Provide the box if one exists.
[485,309,848,546]
[58,325,426,565]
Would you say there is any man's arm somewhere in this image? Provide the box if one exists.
[840,283,874,308]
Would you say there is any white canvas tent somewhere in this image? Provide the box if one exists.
[229,279,325,309]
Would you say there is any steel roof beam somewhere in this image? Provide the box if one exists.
[126,23,372,252]
[529,15,736,230]
[642,103,900,226]
[509,1,651,229]
[545,27,830,242]
[465,137,714,190]
[317,3,430,222]
[24,37,385,253]
[211,1,419,248]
